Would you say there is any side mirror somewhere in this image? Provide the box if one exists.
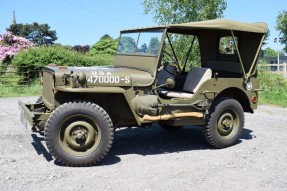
[165,77,175,89]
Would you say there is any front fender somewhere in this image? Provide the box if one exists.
[55,86,142,127]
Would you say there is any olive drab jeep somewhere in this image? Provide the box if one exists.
[19,19,268,166]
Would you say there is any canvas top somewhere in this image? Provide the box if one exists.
[122,19,268,34]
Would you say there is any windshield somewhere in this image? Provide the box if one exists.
[117,30,163,56]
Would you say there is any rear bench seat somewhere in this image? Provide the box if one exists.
[206,61,243,76]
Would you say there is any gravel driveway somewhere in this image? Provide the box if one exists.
[0,96,287,191]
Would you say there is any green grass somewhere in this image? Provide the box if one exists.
[0,83,42,98]
[259,89,287,107]
[258,69,287,107]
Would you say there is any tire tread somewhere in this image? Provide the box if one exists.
[44,101,114,166]
[204,97,245,149]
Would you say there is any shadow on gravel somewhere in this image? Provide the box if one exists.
[101,125,255,166]
[241,128,254,140]
[101,125,209,166]
[112,125,208,155]
[31,134,53,162]
[29,125,254,166]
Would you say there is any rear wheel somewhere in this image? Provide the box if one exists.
[45,101,114,166]
[204,98,244,148]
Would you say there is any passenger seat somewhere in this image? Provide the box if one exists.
[159,67,212,99]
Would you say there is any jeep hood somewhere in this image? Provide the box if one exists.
[43,65,154,87]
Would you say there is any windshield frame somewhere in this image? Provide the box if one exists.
[116,29,165,57]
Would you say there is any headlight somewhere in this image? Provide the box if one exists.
[77,72,87,86]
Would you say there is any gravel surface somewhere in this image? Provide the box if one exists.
[0,96,287,191]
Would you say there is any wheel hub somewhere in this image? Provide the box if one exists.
[217,113,234,135]
[72,129,88,140]
[221,118,232,129]
[64,121,96,149]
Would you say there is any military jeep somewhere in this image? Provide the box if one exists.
[19,19,268,166]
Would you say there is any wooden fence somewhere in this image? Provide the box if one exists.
[0,66,38,86]
[258,63,287,78]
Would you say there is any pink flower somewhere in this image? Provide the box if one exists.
[0,31,34,62]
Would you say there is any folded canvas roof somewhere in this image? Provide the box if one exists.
[168,19,268,33]
[122,19,268,34]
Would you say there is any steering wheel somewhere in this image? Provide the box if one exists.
[160,50,182,75]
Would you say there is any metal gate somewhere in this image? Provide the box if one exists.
[0,66,38,86]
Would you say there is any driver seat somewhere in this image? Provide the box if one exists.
[159,67,212,99]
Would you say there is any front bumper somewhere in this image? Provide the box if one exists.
[18,100,35,127]
[18,100,50,130]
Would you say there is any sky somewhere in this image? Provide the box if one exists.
[0,0,286,51]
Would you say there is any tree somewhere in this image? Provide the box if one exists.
[139,43,148,53]
[147,37,160,54]
[276,10,287,53]
[143,0,227,69]
[89,34,117,55]
[264,47,276,57]
[263,47,285,57]
[143,0,227,24]
[262,29,270,47]
[7,22,58,46]
[117,36,136,53]
[101,34,112,40]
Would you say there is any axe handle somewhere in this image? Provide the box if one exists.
[143,112,203,121]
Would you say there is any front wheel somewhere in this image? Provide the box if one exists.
[44,101,114,166]
[204,98,244,148]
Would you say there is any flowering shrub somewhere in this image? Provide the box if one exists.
[73,45,90,54]
[0,31,34,63]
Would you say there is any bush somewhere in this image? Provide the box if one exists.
[89,35,117,55]
[11,45,114,80]
[258,68,287,107]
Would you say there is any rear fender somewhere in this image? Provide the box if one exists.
[217,88,254,112]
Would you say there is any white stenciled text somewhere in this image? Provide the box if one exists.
[87,71,130,84]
